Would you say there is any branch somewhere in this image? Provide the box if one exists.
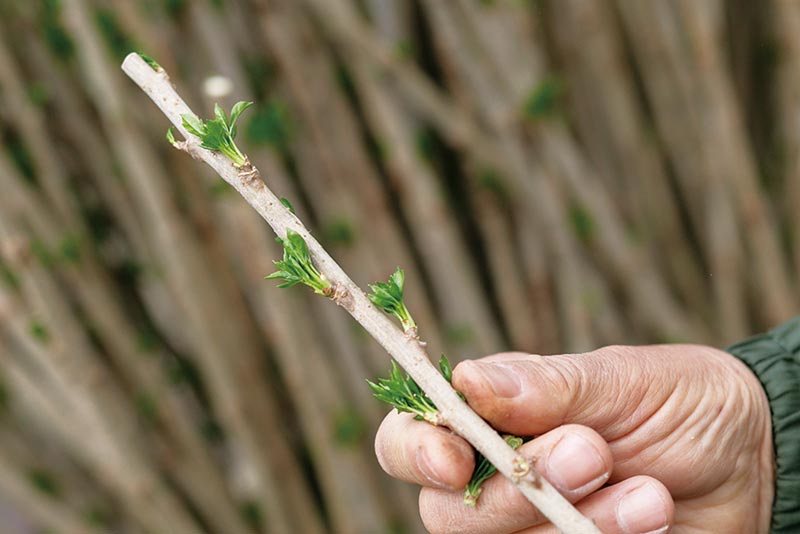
[122,53,602,533]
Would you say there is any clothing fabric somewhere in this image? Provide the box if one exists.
[728,317,800,533]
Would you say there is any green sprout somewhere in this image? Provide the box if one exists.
[166,127,178,147]
[368,355,456,425]
[137,52,161,71]
[367,361,440,425]
[438,354,454,382]
[280,197,295,214]
[370,353,518,506]
[523,76,564,120]
[180,101,253,167]
[29,320,50,344]
[368,267,417,336]
[266,229,332,296]
[464,435,524,506]
[27,469,61,499]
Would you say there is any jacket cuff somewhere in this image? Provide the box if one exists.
[727,317,800,534]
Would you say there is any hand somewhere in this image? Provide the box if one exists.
[374,345,774,533]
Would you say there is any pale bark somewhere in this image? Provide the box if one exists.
[123,52,601,533]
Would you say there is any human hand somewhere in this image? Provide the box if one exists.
[374,345,774,533]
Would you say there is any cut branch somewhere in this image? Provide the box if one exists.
[122,53,602,533]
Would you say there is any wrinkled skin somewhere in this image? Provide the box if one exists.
[374,345,774,534]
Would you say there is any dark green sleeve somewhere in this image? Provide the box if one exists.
[727,317,800,534]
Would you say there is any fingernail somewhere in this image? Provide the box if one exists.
[473,363,521,398]
[616,483,669,534]
[546,433,608,492]
[416,448,453,490]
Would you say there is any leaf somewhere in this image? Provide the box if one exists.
[390,267,405,293]
[181,114,205,137]
[367,361,439,423]
[523,76,564,120]
[230,101,253,130]
[368,267,416,332]
[29,320,50,344]
[198,119,229,152]
[137,52,161,71]
[181,103,252,166]
[166,127,178,147]
[438,354,453,383]
[214,102,228,127]
[463,435,524,506]
[280,197,295,214]
[27,469,60,498]
[266,230,330,295]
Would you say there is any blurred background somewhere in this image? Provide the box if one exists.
[0,0,797,532]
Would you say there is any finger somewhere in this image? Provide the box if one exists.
[374,410,474,490]
[419,424,613,534]
[517,476,674,534]
[452,345,687,438]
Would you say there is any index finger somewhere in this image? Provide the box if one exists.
[374,410,475,490]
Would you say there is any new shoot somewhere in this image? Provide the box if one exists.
[172,101,253,167]
[370,354,520,505]
[266,230,332,296]
[367,360,441,425]
[464,435,524,506]
[368,267,420,341]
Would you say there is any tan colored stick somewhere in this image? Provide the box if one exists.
[123,52,601,534]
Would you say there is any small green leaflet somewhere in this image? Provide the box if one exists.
[367,361,440,424]
[368,355,456,425]
[463,435,524,506]
[368,267,417,334]
[137,52,161,71]
[280,197,295,214]
[179,101,253,167]
[266,229,331,295]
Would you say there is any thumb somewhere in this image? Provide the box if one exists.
[451,347,676,438]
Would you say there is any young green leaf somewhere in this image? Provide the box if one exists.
[198,119,230,151]
[214,102,227,125]
[438,354,453,383]
[137,52,161,71]
[463,435,524,506]
[166,127,178,148]
[280,197,295,214]
[229,101,253,134]
[178,101,253,167]
[181,114,205,138]
[438,354,466,401]
[368,267,417,335]
[266,229,331,295]
[367,361,440,424]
